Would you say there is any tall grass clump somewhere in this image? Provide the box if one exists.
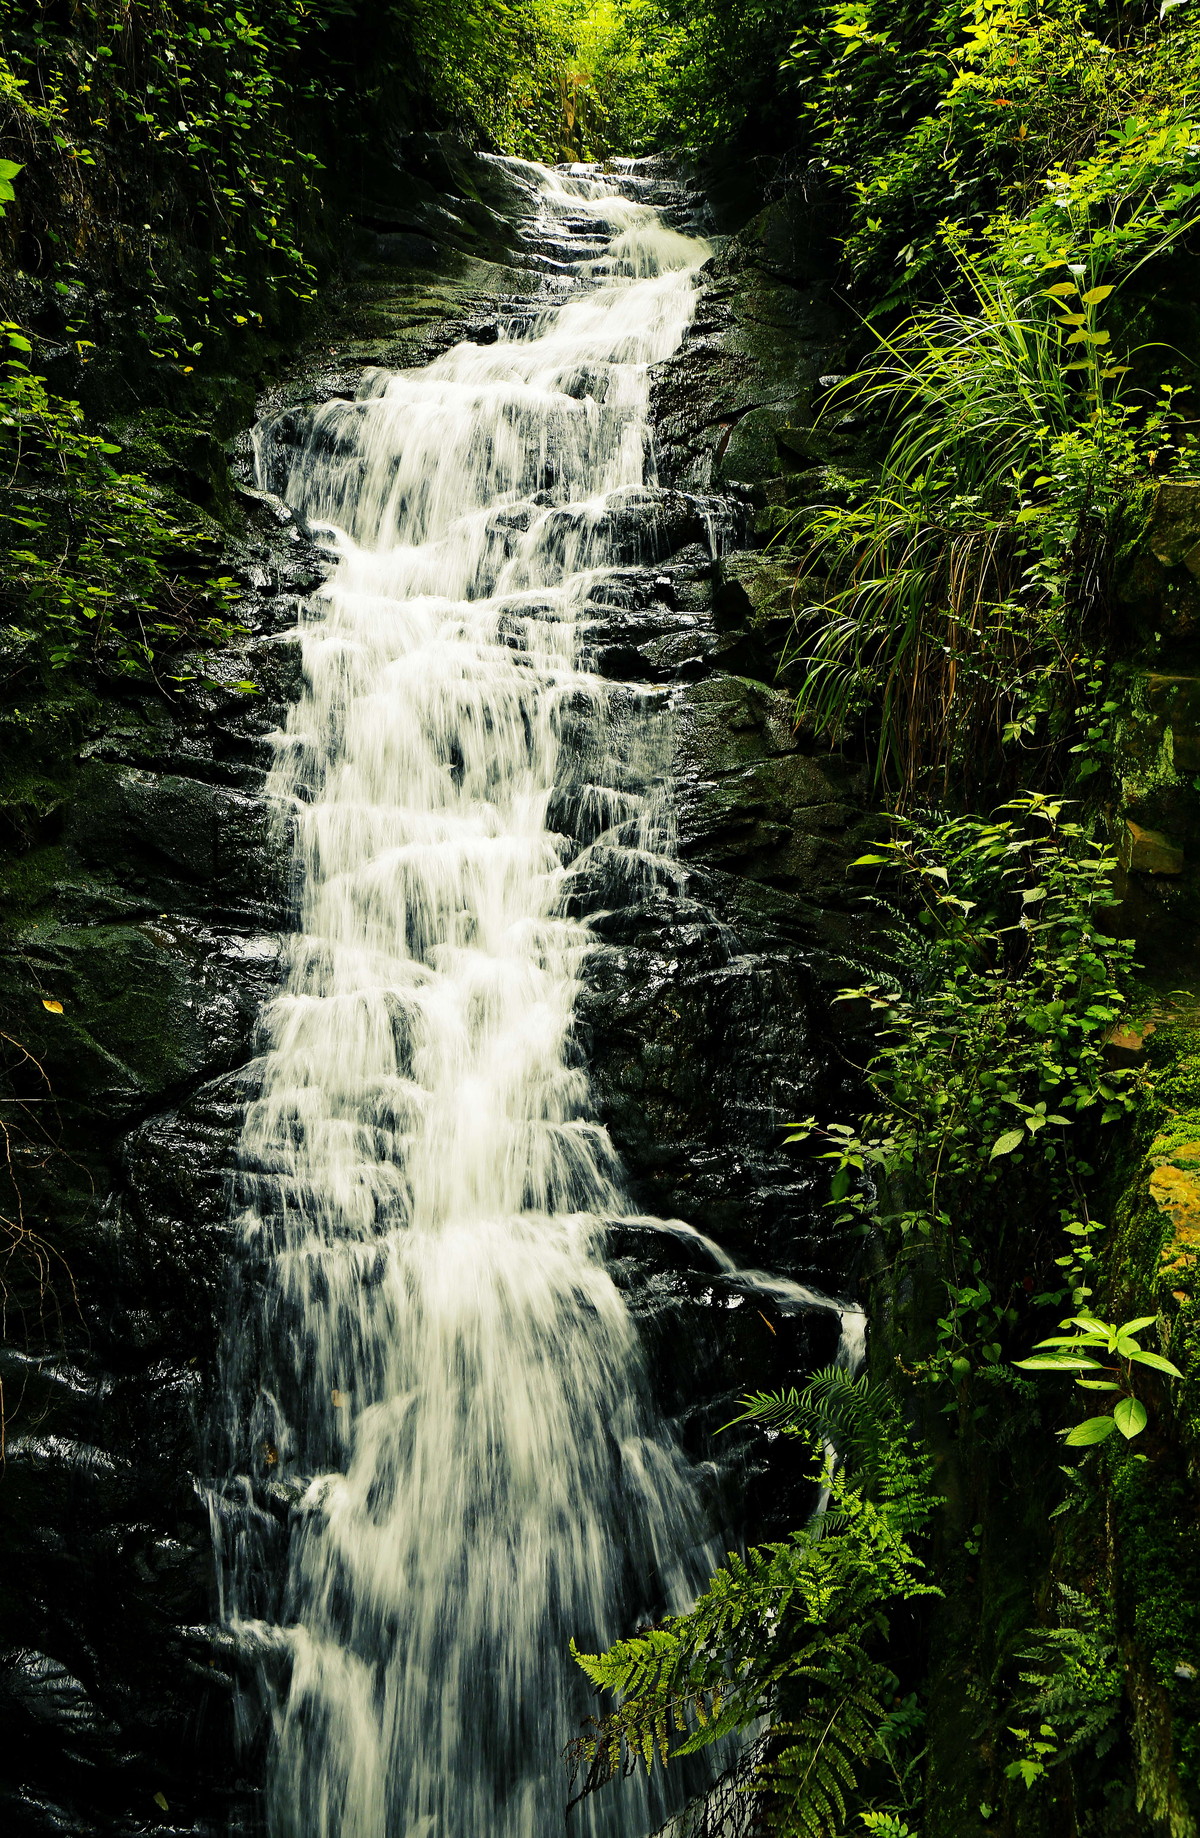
[781,247,1195,800]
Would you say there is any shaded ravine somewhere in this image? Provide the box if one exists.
[208,160,860,1838]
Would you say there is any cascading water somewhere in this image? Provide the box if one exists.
[213,162,725,1838]
[212,157,861,1838]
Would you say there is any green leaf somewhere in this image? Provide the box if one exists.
[1113,1395,1147,1439]
[1015,1354,1102,1370]
[1064,1415,1117,1446]
[1130,1350,1184,1378]
[0,161,23,182]
[990,1129,1025,1159]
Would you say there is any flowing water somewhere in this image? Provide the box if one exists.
[212,160,853,1838]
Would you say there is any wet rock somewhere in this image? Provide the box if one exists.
[1115,480,1200,638]
[1120,820,1185,875]
[713,550,797,630]
[651,192,858,497]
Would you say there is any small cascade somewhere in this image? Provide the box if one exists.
[210,159,857,1838]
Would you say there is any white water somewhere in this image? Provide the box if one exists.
[214,160,857,1838]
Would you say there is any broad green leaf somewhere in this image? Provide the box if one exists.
[1130,1350,1183,1378]
[1119,1317,1157,1336]
[1080,285,1114,304]
[990,1128,1025,1159]
[0,160,23,181]
[1113,1396,1147,1439]
[1015,1354,1101,1370]
[1063,1415,1117,1446]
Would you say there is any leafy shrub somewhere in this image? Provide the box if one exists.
[794,795,1138,1389]
[784,0,1200,306]
[0,325,241,681]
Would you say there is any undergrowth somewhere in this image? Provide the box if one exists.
[572,1370,939,1837]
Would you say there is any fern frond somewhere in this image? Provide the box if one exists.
[571,1374,939,1834]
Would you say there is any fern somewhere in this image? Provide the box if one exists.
[762,1675,888,1837]
[1014,1585,1122,1765]
[571,1376,939,1834]
[729,1368,940,1543]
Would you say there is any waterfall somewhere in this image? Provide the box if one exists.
[213,161,730,1838]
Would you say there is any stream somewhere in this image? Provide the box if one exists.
[209,159,861,1838]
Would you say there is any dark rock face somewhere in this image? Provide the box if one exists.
[0,497,321,1837]
[0,168,867,1835]
[651,187,857,502]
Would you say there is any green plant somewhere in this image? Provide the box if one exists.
[1011,1583,1122,1769]
[778,248,1176,796]
[1004,1721,1060,1789]
[781,0,1200,306]
[0,326,243,681]
[791,796,1137,1395]
[1014,1312,1182,1444]
[571,1374,938,1837]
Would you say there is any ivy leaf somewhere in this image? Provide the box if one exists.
[990,1128,1025,1159]
[1063,1415,1117,1446]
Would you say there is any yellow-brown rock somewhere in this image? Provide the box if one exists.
[1121,820,1185,875]
[1149,1151,1200,1272]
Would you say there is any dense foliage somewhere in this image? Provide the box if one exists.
[0,0,592,684]
[571,4,1200,1836]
